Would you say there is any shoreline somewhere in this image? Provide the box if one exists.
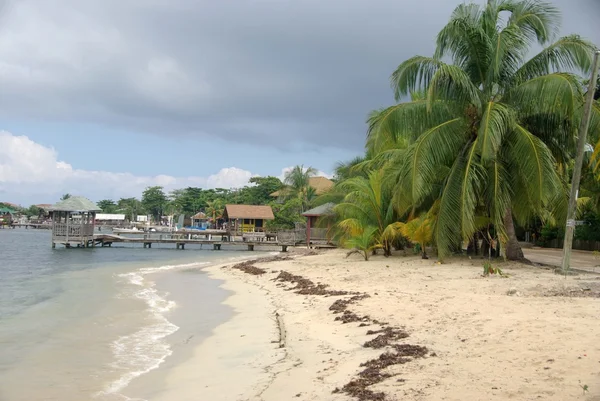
[146,248,600,401]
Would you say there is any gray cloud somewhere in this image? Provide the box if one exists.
[0,0,597,151]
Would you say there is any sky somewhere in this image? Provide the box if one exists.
[0,0,598,206]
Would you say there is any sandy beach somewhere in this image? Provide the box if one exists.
[156,249,600,401]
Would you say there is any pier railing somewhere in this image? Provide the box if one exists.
[52,223,95,238]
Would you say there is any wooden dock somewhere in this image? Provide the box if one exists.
[8,223,51,229]
[92,234,292,252]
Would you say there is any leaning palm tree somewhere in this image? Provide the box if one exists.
[369,0,598,260]
[335,170,404,256]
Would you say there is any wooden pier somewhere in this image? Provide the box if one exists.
[93,234,292,252]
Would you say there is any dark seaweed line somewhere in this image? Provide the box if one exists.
[226,257,431,401]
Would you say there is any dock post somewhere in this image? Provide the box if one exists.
[248,244,254,251]
[281,245,288,252]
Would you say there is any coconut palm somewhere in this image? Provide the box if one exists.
[282,165,318,211]
[335,170,404,256]
[206,199,225,227]
[368,0,598,260]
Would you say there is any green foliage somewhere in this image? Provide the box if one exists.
[267,198,304,230]
[117,197,144,221]
[141,186,168,221]
[363,0,596,260]
[97,199,118,213]
[345,226,381,261]
[24,205,42,218]
[61,193,71,201]
[281,165,318,211]
[482,261,505,277]
[335,170,404,256]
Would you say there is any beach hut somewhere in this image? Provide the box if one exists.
[0,206,15,227]
[302,202,335,247]
[223,205,274,234]
[190,212,209,228]
[49,196,101,248]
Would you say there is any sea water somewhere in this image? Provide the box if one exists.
[0,228,271,401]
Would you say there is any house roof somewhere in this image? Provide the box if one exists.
[35,204,53,209]
[224,204,275,220]
[270,176,334,197]
[49,196,101,212]
[0,206,15,214]
[191,212,207,220]
[302,202,336,217]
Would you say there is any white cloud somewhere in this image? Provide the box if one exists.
[0,131,258,205]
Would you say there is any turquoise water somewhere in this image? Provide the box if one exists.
[0,228,270,401]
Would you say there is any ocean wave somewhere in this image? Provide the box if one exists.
[97,262,211,399]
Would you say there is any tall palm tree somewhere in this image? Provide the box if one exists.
[283,165,318,211]
[369,0,598,260]
[335,170,404,256]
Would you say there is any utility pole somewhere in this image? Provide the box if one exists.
[561,50,600,272]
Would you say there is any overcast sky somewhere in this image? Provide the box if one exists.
[0,0,598,205]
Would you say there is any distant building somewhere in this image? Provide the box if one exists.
[95,213,126,225]
[190,212,209,228]
[223,205,275,233]
[302,203,336,246]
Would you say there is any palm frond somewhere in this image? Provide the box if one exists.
[504,72,583,118]
[476,102,515,162]
[391,56,443,101]
[512,35,598,85]
[434,141,484,259]
[427,64,483,109]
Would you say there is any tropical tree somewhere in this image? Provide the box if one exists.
[97,199,118,213]
[368,0,598,260]
[282,165,318,211]
[335,170,404,257]
[60,193,71,201]
[117,197,144,222]
[141,186,168,222]
[206,199,226,226]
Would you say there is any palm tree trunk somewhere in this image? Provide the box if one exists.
[503,208,524,260]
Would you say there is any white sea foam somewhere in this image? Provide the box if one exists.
[97,260,211,399]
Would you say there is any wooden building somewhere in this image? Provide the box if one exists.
[223,204,274,234]
[190,212,209,228]
[302,202,335,247]
[49,196,101,248]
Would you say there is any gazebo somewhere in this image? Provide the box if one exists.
[49,196,101,248]
[302,202,335,247]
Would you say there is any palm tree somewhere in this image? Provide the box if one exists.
[398,213,434,259]
[283,165,318,211]
[206,199,225,227]
[345,226,381,261]
[368,0,598,260]
[335,170,404,257]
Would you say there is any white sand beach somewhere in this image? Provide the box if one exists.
[155,249,600,401]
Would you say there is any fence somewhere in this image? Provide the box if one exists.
[52,222,95,239]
